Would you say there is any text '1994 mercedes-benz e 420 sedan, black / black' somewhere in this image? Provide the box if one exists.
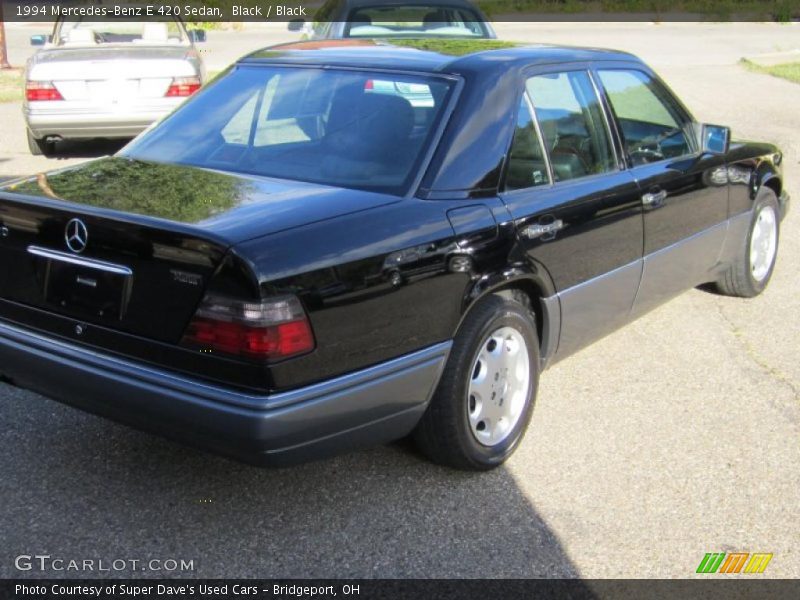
[0,40,789,470]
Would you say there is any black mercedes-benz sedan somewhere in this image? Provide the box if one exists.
[0,40,789,470]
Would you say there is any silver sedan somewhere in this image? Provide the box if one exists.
[24,17,206,155]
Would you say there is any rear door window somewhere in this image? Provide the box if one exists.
[525,71,616,183]
[504,97,550,191]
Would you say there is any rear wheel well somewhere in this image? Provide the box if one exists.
[491,281,546,351]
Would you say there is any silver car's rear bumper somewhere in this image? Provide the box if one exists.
[25,100,182,140]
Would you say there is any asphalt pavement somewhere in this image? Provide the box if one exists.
[0,22,798,579]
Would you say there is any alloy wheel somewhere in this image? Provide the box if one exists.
[750,205,778,282]
[466,326,531,446]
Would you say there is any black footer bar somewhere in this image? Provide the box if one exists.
[3,579,800,600]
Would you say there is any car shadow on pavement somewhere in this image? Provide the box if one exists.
[0,387,592,582]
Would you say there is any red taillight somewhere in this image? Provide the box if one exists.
[165,76,201,97]
[182,294,315,362]
[26,81,63,101]
[364,79,374,90]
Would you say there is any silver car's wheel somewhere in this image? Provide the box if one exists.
[749,204,777,283]
[467,326,531,447]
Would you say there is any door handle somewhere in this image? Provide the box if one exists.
[521,219,564,240]
[642,189,668,208]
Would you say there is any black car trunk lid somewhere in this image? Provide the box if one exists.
[0,157,397,359]
[0,193,228,344]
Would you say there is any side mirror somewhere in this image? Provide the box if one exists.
[30,35,48,46]
[287,19,305,32]
[699,123,730,155]
[188,29,206,43]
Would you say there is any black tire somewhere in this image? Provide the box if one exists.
[413,293,540,470]
[716,187,780,298]
[26,129,54,156]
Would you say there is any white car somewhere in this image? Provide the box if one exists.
[24,16,206,155]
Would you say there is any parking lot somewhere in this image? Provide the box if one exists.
[0,22,798,579]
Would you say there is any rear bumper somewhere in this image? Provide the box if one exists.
[24,102,181,140]
[0,319,450,466]
[779,190,790,221]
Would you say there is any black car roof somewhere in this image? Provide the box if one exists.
[237,39,643,196]
[238,40,639,75]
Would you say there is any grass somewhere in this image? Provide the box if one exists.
[390,39,519,55]
[741,58,800,84]
[477,0,798,20]
[0,69,23,103]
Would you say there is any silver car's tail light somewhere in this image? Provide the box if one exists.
[26,81,64,102]
[165,77,202,98]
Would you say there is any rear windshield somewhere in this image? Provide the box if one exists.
[345,5,488,37]
[122,66,455,196]
[57,19,186,45]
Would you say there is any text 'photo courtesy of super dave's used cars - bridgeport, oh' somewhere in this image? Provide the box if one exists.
[0,31,789,470]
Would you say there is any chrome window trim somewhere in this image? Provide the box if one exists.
[588,69,624,170]
[522,90,556,186]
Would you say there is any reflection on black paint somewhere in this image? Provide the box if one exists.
[5,158,249,223]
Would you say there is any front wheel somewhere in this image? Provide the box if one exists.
[413,293,539,470]
[716,187,780,298]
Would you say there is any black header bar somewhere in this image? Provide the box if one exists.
[1,0,798,22]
